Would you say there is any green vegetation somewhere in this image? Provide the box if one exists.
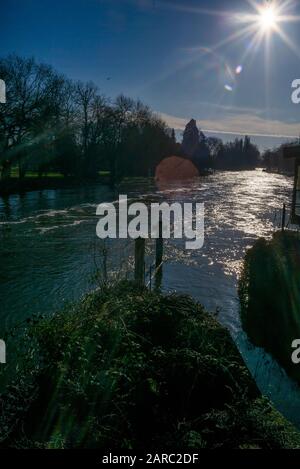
[0,281,299,449]
[239,231,300,384]
[0,167,112,196]
[10,167,64,179]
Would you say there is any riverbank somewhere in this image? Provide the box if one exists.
[1,281,300,449]
[263,168,294,177]
[239,231,300,384]
[0,174,111,197]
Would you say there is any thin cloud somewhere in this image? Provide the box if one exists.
[159,112,300,139]
[152,0,234,18]
[117,0,234,17]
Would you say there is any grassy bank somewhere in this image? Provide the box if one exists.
[239,231,300,384]
[1,281,299,449]
[0,172,111,196]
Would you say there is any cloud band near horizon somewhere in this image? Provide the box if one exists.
[159,112,300,140]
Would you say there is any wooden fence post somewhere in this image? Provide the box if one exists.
[155,218,163,290]
[135,237,145,286]
[281,203,286,232]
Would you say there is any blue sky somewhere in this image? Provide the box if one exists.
[2,0,300,148]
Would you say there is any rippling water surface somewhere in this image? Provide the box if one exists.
[1,169,300,425]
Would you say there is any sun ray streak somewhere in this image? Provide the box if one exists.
[190,24,257,55]
[273,24,300,58]
[240,29,264,63]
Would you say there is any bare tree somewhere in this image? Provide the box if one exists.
[75,81,97,157]
[0,55,66,178]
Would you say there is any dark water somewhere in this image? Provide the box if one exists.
[1,170,300,425]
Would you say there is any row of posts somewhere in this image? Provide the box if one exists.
[134,218,163,289]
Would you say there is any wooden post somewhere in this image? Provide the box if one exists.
[155,218,163,290]
[281,203,286,232]
[135,238,145,286]
[149,265,152,291]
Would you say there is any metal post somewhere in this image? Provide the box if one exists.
[135,237,145,286]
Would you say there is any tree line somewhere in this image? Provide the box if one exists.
[181,119,260,171]
[262,143,295,174]
[0,55,177,185]
[0,56,262,186]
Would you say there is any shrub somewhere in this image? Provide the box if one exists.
[1,281,299,449]
[239,231,300,383]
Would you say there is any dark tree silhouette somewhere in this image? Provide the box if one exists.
[182,119,200,158]
[181,119,211,171]
[0,56,177,185]
[262,143,294,174]
[0,56,261,186]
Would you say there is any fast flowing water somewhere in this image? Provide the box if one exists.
[1,169,300,425]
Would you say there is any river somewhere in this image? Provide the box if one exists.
[1,169,300,426]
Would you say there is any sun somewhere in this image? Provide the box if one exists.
[231,0,300,59]
[258,5,278,31]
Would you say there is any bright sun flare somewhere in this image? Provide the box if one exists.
[259,5,278,31]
